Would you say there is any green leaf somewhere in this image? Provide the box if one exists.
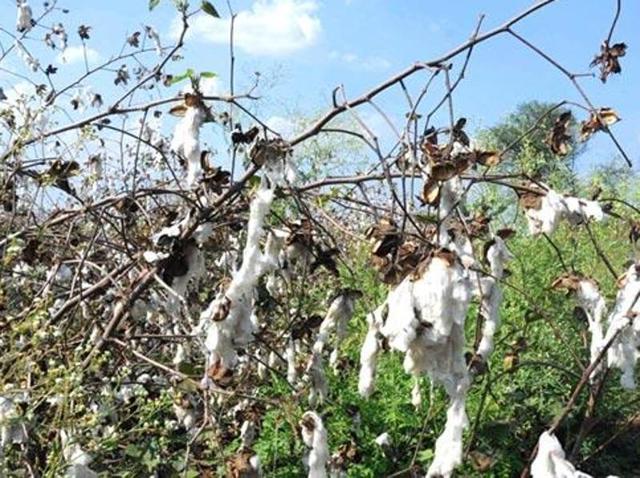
[149,0,161,10]
[201,1,220,17]
[169,68,196,85]
[200,71,217,79]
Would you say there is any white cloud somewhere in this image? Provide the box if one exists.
[181,0,321,56]
[329,50,391,71]
[56,46,100,65]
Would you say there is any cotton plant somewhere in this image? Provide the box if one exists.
[603,263,640,389]
[531,431,619,478]
[300,411,329,478]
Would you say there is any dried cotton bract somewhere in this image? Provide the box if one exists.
[300,411,329,478]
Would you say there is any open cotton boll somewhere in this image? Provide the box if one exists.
[562,197,604,225]
[426,391,469,478]
[531,431,598,478]
[16,1,33,32]
[604,264,640,389]
[439,177,463,220]
[358,311,382,397]
[525,189,565,236]
[144,25,162,55]
[286,338,298,384]
[60,430,97,478]
[474,236,512,361]
[574,280,607,378]
[171,106,204,187]
[300,412,329,478]
[313,291,360,360]
[0,396,28,450]
[306,351,328,407]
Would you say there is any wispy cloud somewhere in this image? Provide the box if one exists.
[178,0,321,56]
[329,50,391,71]
[56,45,100,65]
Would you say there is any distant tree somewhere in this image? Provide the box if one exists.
[477,101,583,189]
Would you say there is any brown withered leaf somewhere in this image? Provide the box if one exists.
[629,222,640,244]
[496,228,516,240]
[169,104,187,117]
[467,212,490,238]
[226,450,260,478]
[452,117,470,146]
[580,107,620,141]
[546,111,573,156]
[207,358,234,387]
[469,450,495,472]
[231,125,260,145]
[310,247,340,276]
[551,273,583,292]
[366,217,401,257]
[475,150,501,167]
[420,179,440,206]
[503,351,519,372]
[518,188,545,211]
[590,41,627,83]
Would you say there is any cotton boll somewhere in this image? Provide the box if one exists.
[300,412,329,478]
[525,189,565,236]
[374,432,391,448]
[286,338,298,384]
[358,316,381,397]
[563,197,604,225]
[144,26,162,55]
[60,430,97,478]
[411,379,422,408]
[171,106,205,187]
[172,343,187,365]
[0,396,28,449]
[604,264,640,389]
[575,280,607,377]
[16,1,33,32]
[426,392,469,478]
[439,177,463,220]
[313,291,359,357]
[531,431,595,478]
[306,351,328,407]
[486,236,513,279]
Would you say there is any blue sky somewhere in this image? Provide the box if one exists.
[2,0,639,174]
